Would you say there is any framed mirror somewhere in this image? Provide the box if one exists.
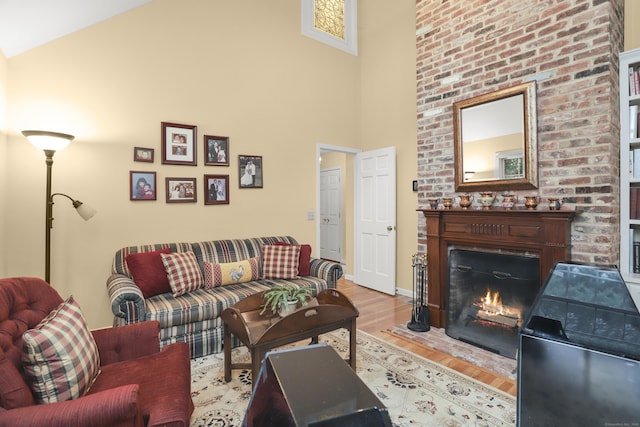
[453,81,538,192]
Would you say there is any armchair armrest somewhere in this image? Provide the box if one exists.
[309,258,343,288]
[0,384,142,427]
[107,274,146,325]
[93,321,161,365]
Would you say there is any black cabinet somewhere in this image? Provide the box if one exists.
[242,344,392,427]
[517,262,640,427]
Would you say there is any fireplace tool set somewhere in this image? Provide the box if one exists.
[407,253,430,332]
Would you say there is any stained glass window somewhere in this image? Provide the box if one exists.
[314,0,345,40]
[301,0,357,56]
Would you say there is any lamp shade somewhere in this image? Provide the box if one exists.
[22,130,75,152]
[73,200,97,221]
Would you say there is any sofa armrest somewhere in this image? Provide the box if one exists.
[309,258,343,288]
[0,384,142,427]
[107,274,146,325]
[93,321,160,365]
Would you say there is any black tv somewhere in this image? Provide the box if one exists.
[517,262,640,427]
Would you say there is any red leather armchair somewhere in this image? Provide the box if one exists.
[0,277,194,427]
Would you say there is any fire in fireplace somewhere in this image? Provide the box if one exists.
[446,249,540,359]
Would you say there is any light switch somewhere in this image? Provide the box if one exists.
[307,211,315,220]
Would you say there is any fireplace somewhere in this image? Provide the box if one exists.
[446,249,540,358]
[419,208,575,329]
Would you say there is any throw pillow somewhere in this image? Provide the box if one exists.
[125,248,172,298]
[274,242,312,276]
[262,244,301,279]
[22,296,101,404]
[161,251,205,296]
[204,257,261,287]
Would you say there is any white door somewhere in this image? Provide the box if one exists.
[354,147,396,295]
[320,168,342,262]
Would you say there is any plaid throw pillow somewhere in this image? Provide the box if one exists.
[161,251,205,296]
[22,296,100,404]
[274,242,312,276]
[204,257,261,287]
[262,244,301,279]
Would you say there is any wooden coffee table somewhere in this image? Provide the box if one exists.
[221,288,359,386]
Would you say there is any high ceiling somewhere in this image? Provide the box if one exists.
[0,0,152,58]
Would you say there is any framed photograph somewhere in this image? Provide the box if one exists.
[238,155,263,188]
[130,171,157,201]
[161,122,197,166]
[166,177,197,203]
[204,174,229,205]
[204,135,229,166]
[134,147,154,163]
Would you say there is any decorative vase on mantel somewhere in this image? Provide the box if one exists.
[479,192,495,209]
[502,194,515,209]
[458,194,473,209]
[524,196,539,210]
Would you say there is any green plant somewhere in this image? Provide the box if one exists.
[260,284,313,315]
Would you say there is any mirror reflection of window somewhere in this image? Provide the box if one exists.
[495,149,525,179]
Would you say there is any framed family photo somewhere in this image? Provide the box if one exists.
[130,171,157,201]
[161,122,197,166]
[204,174,229,205]
[166,177,197,203]
[204,135,229,166]
[133,147,154,163]
[238,155,263,188]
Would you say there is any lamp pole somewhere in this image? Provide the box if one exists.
[44,149,55,283]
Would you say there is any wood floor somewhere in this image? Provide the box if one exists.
[336,278,517,396]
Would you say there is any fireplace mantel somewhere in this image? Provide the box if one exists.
[418,208,575,328]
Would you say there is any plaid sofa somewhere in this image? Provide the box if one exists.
[106,236,343,358]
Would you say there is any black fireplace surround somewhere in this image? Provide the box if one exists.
[446,249,540,359]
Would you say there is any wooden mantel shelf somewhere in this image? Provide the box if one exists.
[418,207,576,328]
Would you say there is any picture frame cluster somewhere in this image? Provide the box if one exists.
[130,121,263,204]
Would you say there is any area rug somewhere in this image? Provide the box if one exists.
[190,329,516,427]
[388,324,518,380]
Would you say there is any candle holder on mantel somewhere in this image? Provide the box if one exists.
[407,254,430,332]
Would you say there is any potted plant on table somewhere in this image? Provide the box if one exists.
[260,284,313,317]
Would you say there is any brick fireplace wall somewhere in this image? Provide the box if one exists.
[416,0,624,265]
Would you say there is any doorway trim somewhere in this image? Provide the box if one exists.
[316,144,361,279]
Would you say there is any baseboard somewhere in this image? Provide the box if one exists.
[395,288,412,298]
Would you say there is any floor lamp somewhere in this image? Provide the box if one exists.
[23,130,97,283]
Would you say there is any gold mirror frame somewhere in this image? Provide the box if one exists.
[453,81,538,192]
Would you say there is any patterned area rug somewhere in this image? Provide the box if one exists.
[190,329,516,427]
[388,325,518,380]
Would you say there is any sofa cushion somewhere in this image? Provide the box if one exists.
[191,236,298,267]
[262,245,301,279]
[22,296,101,404]
[204,257,261,287]
[274,242,312,276]
[88,342,193,426]
[126,248,172,298]
[161,251,205,297]
[0,348,34,409]
[145,277,329,331]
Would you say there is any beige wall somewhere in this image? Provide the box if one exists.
[0,50,7,276]
[359,0,417,291]
[626,0,640,50]
[2,0,417,328]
